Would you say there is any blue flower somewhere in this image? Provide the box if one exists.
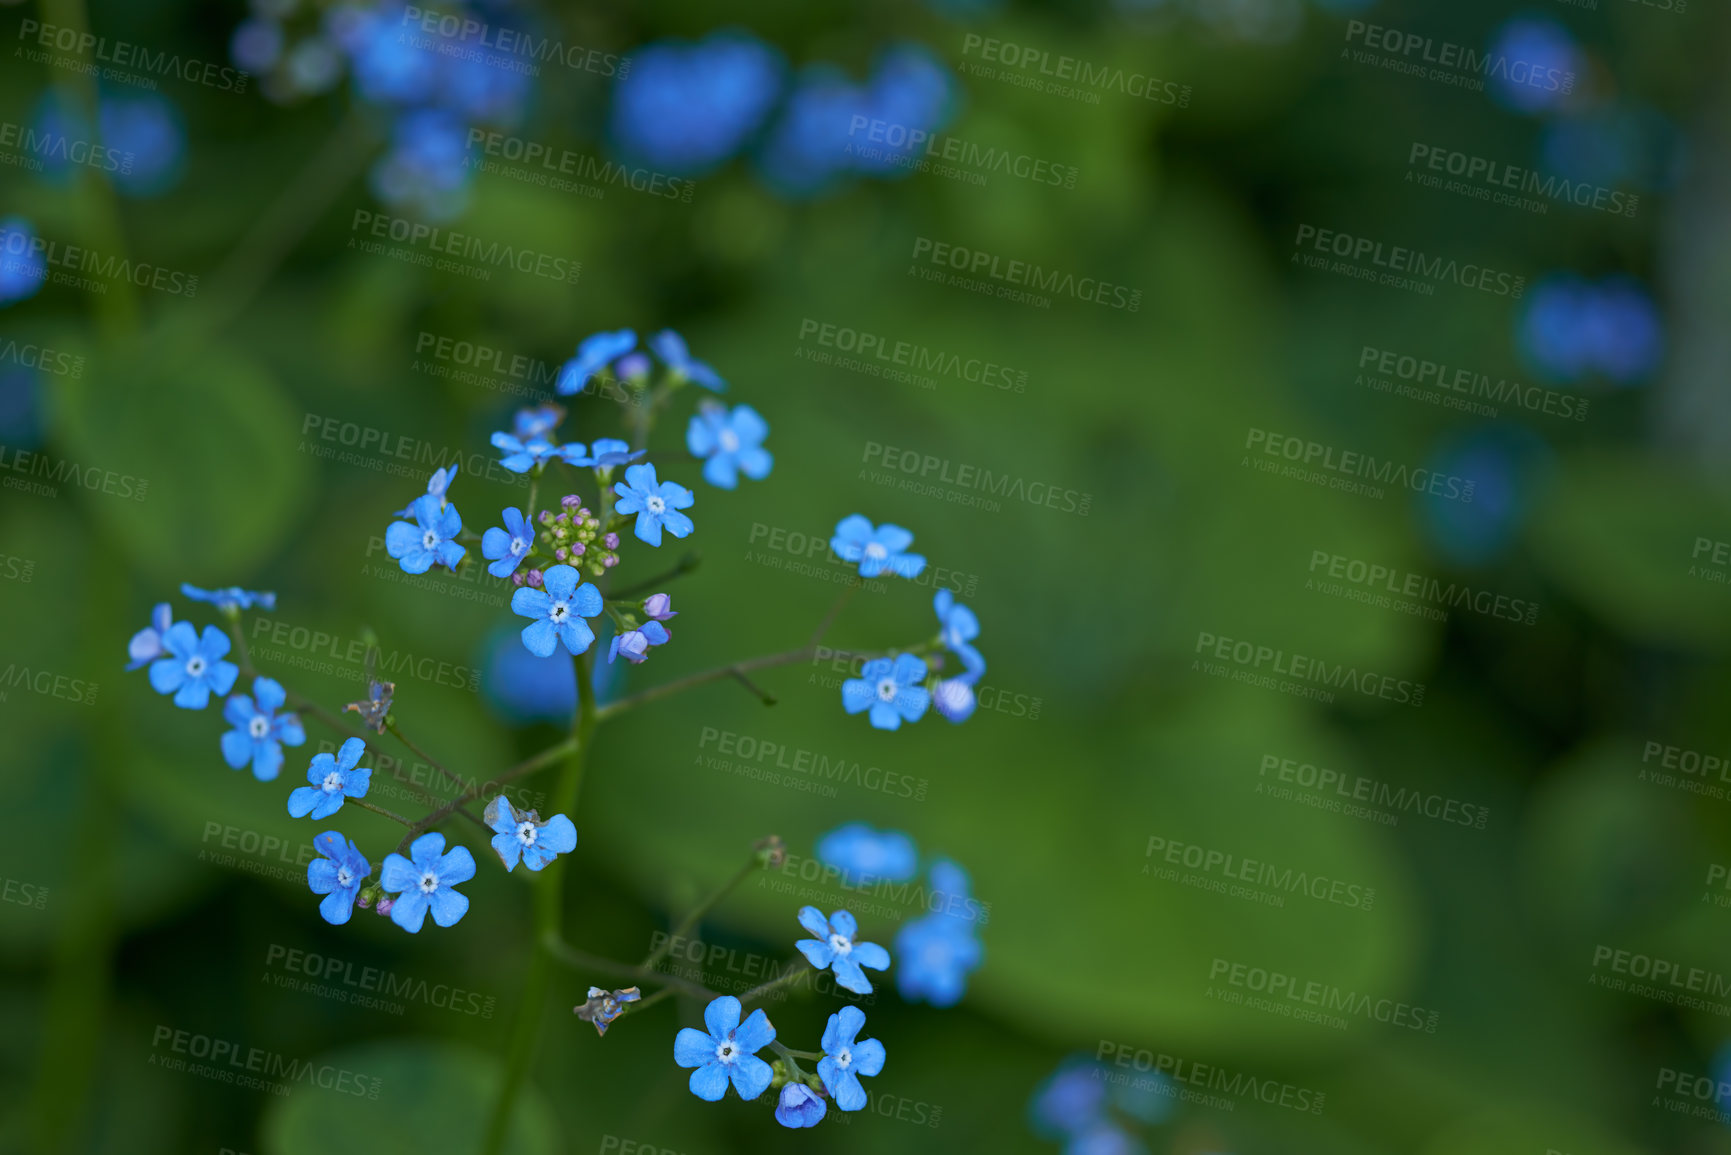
[1029,1055,1111,1139]
[842,654,931,730]
[484,795,578,872]
[552,442,596,467]
[479,626,576,723]
[609,32,784,177]
[613,464,695,546]
[815,823,918,885]
[1486,17,1579,115]
[893,861,983,1007]
[385,493,466,574]
[99,93,186,197]
[182,584,277,612]
[0,218,47,306]
[147,623,239,709]
[380,832,476,933]
[650,329,726,390]
[673,995,777,1101]
[818,1005,886,1111]
[511,564,602,656]
[795,907,890,994]
[513,403,565,440]
[287,737,372,820]
[775,1082,828,1128]
[482,507,535,577]
[933,588,983,672]
[393,463,458,517]
[930,677,978,724]
[490,432,560,473]
[608,620,669,664]
[556,329,637,395]
[687,402,771,488]
[831,514,925,579]
[307,831,370,926]
[127,602,177,670]
[588,437,645,468]
[221,676,306,781]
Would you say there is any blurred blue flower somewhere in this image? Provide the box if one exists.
[288,736,372,819]
[651,329,726,390]
[610,31,784,177]
[128,603,178,670]
[816,823,918,884]
[385,493,466,573]
[688,402,771,488]
[774,1082,827,1128]
[755,64,865,197]
[832,514,926,579]
[1029,1055,1111,1139]
[182,584,277,612]
[1517,273,1662,385]
[818,1005,886,1110]
[1417,427,1551,569]
[307,831,370,925]
[231,19,285,72]
[842,654,931,730]
[148,623,239,709]
[393,463,458,516]
[99,93,186,196]
[614,463,695,547]
[934,588,983,674]
[1486,16,1579,115]
[221,676,305,781]
[511,564,602,656]
[380,832,475,932]
[482,506,535,577]
[513,403,565,440]
[490,431,558,473]
[371,107,471,220]
[673,995,777,1101]
[588,437,645,469]
[0,218,47,306]
[795,906,889,994]
[894,859,983,1006]
[479,626,576,722]
[556,329,637,395]
[484,795,577,872]
[348,5,440,106]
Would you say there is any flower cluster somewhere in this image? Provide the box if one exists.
[1028,1054,1176,1153]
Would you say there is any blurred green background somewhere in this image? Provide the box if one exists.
[1,0,1728,1151]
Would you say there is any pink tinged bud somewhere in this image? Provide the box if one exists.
[562,495,580,510]
[375,896,395,916]
[527,568,544,588]
[555,548,569,560]
[571,542,586,555]
[538,510,552,524]
[643,593,675,620]
[603,555,618,568]
[603,533,619,549]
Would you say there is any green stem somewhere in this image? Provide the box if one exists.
[348,797,415,827]
[640,850,765,973]
[606,551,702,600]
[385,719,466,793]
[545,937,717,1002]
[480,654,597,1155]
[736,960,817,1009]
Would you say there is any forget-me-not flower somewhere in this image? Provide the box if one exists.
[513,403,565,440]
[148,622,239,709]
[775,1083,827,1128]
[795,907,889,995]
[650,329,726,390]
[608,620,670,664]
[842,654,931,730]
[557,329,637,394]
[818,1005,886,1111]
[385,493,465,574]
[288,736,372,820]
[588,437,645,469]
[815,823,918,884]
[933,589,983,672]
[511,563,602,656]
[490,431,560,474]
[482,507,535,577]
[894,860,983,1006]
[673,995,777,1101]
[380,832,475,933]
[687,402,771,489]
[221,676,305,781]
[484,795,578,872]
[613,464,694,547]
[182,584,277,613]
[127,602,177,670]
[393,463,458,517]
[307,831,370,925]
[831,515,925,579]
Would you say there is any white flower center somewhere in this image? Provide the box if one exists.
[186,656,207,677]
[510,537,526,555]
[549,601,569,623]
[515,820,538,847]
[718,428,740,453]
[834,1047,853,1068]
[422,529,439,550]
[864,542,888,561]
[646,495,666,515]
[322,770,344,792]
[418,871,438,894]
[715,1040,738,1064]
[249,715,271,739]
[876,678,899,703]
[829,932,853,955]
[336,866,354,887]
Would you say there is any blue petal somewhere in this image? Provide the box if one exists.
[438,844,476,884]
[390,890,430,933]
[173,678,213,710]
[852,940,890,971]
[521,619,558,657]
[867,701,903,730]
[539,813,578,854]
[379,851,419,893]
[570,582,602,618]
[145,658,183,694]
[733,1007,776,1053]
[252,742,284,782]
[633,513,665,547]
[831,909,858,938]
[688,1061,728,1102]
[841,680,876,715]
[542,564,579,599]
[555,619,595,655]
[427,886,469,927]
[675,1027,716,1068]
[797,905,831,938]
[831,957,873,994]
[254,676,287,712]
[337,737,366,770]
[220,729,252,770]
[796,939,834,969]
[287,786,322,818]
[511,586,551,620]
[851,1036,886,1077]
[703,995,742,1037]
[319,887,358,925]
[490,833,522,871]
[728,1054,773,1101]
